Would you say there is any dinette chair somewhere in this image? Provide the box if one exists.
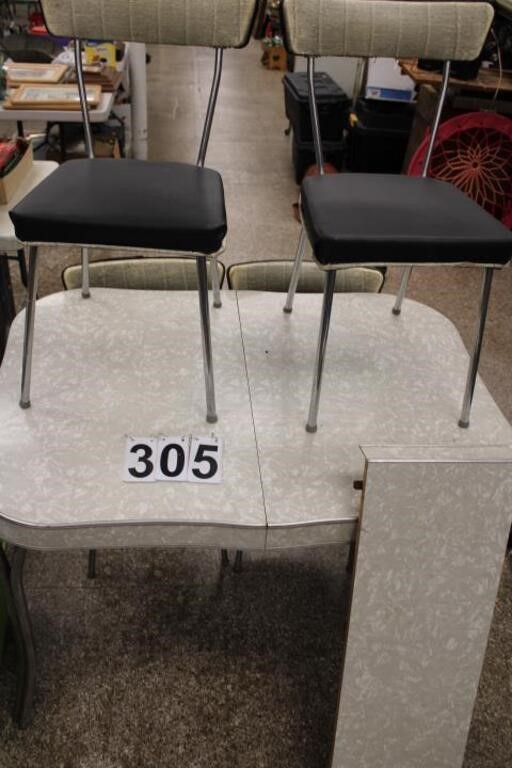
[9,0,258,424]
[281,0,512,433]
[227,259,384,292]
[62,256,225,292]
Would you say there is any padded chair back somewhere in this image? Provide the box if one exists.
[281,0,493,60]
[227,260,384,293]
[41,0,257,48]
[40,0,258,48]
[62,257,225,291]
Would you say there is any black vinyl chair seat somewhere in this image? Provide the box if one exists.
[301,174,512,267]
[10,159,227,255]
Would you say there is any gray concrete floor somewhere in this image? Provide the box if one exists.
[1,41,511,767]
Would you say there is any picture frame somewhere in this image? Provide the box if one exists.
[4,63,68,85]
[6,84,102,110]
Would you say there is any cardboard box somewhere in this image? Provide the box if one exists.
[0,140,33,205]
[261,45,288,71]
[365,58,415,102]
[85,42,117,67]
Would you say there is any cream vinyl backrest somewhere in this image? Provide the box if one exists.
[281,0,494,60]
[40,0,258,48]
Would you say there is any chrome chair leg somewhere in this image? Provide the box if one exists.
[211,258,221,309]
[20,246,39,409]
[459,267,494,429]
[306,270,336,433]
[392,266,413,316]
[284,227,307,314]
[17,248,28,287]
[196,256,217,423]
[81,247,91,298]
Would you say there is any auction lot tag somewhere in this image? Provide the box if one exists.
[187,436,223,484]
[123,435,223,484]
[155,436,190,482]
[123,437,159,482]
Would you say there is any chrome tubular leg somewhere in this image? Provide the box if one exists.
[87,550,96,579]
[307,57,324,174]
[74,39,94,299]
[197,48,223,168]
[81,247,91,299]
[233,551,243,574]
[74,38,94,160]
[0,546,36,728]
[422,61,451,177]
[284,227,307,314]
[392,266,413,316]
[392,62,451,317]
[20,246,39,409]
[458,268,494,429]
[196,256,217,423]
[306,270,336,433]
[211,259,222,309]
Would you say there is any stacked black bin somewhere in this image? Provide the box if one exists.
[283,72,349,183]
[346,98,415,174]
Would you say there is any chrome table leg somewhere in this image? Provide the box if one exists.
[306,270,336,433]
[196,256,217,423]
[0,546,36,728]
[459,268,494,429]
[20,246,39,409]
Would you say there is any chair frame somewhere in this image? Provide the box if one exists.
[285,56,495,433]
[19,39,226,424]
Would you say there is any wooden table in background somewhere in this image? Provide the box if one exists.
[400,58,512,95]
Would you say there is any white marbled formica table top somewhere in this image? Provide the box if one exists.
[0,289,510,550]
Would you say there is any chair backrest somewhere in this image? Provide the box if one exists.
[281,0,493,60]
[40,0,258,48]
[282,1,494,177]
[227,260,385,293]
[43,0,259,165]
[62,257,225,291]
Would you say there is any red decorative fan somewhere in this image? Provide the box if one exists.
[409,112,512,228]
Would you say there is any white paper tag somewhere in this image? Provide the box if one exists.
[187,436,223,484]
[155,436,190,482]
[123,435,223,484]
[123,437,159,482]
